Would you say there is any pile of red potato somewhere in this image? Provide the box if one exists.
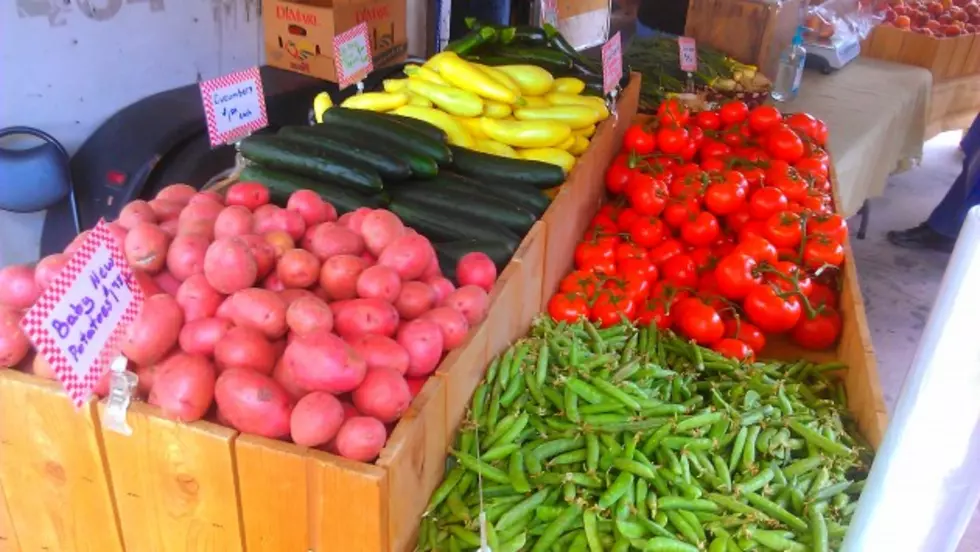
[0,182,497,463]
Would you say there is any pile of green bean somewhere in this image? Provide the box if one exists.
[417,317,874,551]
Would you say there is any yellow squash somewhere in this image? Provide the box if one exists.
[546,92,610,120]
[551,77,586,95]
[480,118,571,148]
[518,148,576,174]
[522,96,551,109]
[383,79,407,92]
[341,92,409,112]
[313,92,333,123]
[475,139,519,158]
[568,135,591,156]
[483,101,512,119]
[473,63,522,96]
[407,94,433,107]
[406,79,484,117]
[556,134,576,151]
[496,65,555,96]
[456,117,488,139]
[405,64,448,85]
[393,106,475,148]
[422,51,455,74]
[439,52,519,104]
[514,106,600,130]
[573,124,597,138]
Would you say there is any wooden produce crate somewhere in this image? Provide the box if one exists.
[685,0,803,79]
[926,71,980,139]
[0,74,641,552]
[862,25,980,81]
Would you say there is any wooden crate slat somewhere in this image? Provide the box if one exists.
[485,258,527,359]
[377,376,448,552]
[435,323,490,446]
[0,478,16,552]
[515,222,547,337]
[99,403,243,552]
[235,435,309,551]
[0,371,123,552]
[308,451,387,551]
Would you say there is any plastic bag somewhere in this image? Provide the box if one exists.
[804,0,881,42]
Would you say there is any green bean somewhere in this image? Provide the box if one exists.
[807,467,830,499]
[590,377,643,410]
[614,457,657,480]
[661,436,715,451]
[713,455,732,492]
[787,419,854,457]
[810,505,829,552]
[447,524,481,547]
[741,426,761,471]
[666,510,702,545]
[486,385,503,434]
[530,503,583,552]
[736,468,774,495]
[426,465,464,514]
[658,496,720,512]
[566,377,606,404]
[496,488,551,533]
[675,411,725,433]
[782,456,823,478]
[508,451,531,493]
[643,536,700,552]
[814,480,852,502]
[728,427,748,473]
[584,510,603,552]
[451,450,511,485]
[483,443,520,462]
[551,448,588,466]
[750,529,807,551]
[533,436,585,461]
[599,472,635,509]
[743,492,808,533]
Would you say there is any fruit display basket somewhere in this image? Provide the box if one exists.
[862,22,980,80]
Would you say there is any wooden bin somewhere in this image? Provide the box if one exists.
[0,75,641,552]
[862,25,980,81]
[926,71,980,139]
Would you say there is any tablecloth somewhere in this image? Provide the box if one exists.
[786,57,932,217]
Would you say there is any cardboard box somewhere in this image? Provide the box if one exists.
[263,0,408,82]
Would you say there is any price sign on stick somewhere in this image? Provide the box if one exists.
[678,37,698,73]
[334,22,374,90]
[199,67,268,147]
[542,0,558,26]
[20,221,145,408]
[602,32,623,96]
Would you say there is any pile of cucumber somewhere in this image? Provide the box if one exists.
[237,107,566,277]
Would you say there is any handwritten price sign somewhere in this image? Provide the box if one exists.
[542,0,558,26]
[602,32,623,96]
[678,37,698,73]
[334,22,374,90]
[199,67,268,147]
[21,221,145,407]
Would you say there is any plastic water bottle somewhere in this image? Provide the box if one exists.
[771,26,807,102]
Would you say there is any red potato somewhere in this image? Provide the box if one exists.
[397,319,445,378]
[406,377,426,398]
[179,317,233,356]
[421,307,470,350]
[159,219,179,238]
[287,190,335,226]
[351,334,410,375]
[215,368,292,438]
[124,222,171,274]
[443,285,490,326]
[241,234,277,279]
[278,249,320,289]
[175,274,224,321]
[122,294,184,365]
[166,233,210,281]
[153,271,182,296]
[215,295,236,320]
[192,191,225,205]
[422,255,441,280]
[204,237,258,294]
[338,207,373,233]
[65,230,91,255]
[262,272,285,292]
[156,183,197,204]
[118,200,157,229]
[136,362,160,397]
[279,288,316,308]
[32,353,57,380]
[133,271,165,297]
[356,265,402,303]
[148,198,183,221]
[457,252,497,292]
[251,205,282,235]
[214,205,254,239]
[0,265,40,310]
[214,326,277,375]
[286,296,334,336]
[264,230,295,258]
[319,255,367,301]
[227,288,287,339]
[353,366,412,423]
[0,307,29,368]
[149,353,216,422]
[334,298,400,341]
[359,209,405,256]
[426,277,456,304]
[311,286,331,303]
[394,281,436,320]
[273,358,306,401]
[290,391,345,447]
[268,209,307,241]
[334,416,387,462]
[282,332,366,393]
[340,401,360,420]
[106,222,128,248]
[272,337,287,359]
[378,234,436,281]
[308,224,364,260]
[177,200,222,239]
[34,253,68,290]
[225,182,270,211]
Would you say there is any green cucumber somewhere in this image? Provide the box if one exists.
[410,171,551,216]
[302,123,439,179]
[238,134,383,193]
[389,196,520,244]
[389,184,536,234]
[446,27,497,55]
[435,239,517,281]
[239,164,386,214]
[449,146,564,190]
[277,126,412,181]
[321,107,452,164]
[376,112,449,144]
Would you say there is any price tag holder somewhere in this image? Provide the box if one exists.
[334,22,374,90]
[199,67,269,147]
[541,0,558,27]
[601,31,623,97]
[678,37,698,73]
[20,221,145,410]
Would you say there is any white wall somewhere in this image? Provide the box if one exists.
[0,0,427,268]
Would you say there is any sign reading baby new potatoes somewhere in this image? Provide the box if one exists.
[262,0,407,83]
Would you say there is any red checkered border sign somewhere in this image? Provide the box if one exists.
[20,221,145,407]
[333,22,374,90]
[199,66,268,147]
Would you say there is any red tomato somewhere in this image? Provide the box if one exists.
[773,176,809,203]
[766,126,806,163]
[548,292,590,323]
[689,247,720,273]
[661,254,699,288]
[694,110,722,131]
[623,125,656,155]
[657,126,690,155]
[560,270,602,296]
[764,261,813,297]
[713,338,755,362]
[574,237,618,272]
[726,210,753,234]
[648,239,685,266]
[743,285,802,333]
[808,283,839,310]
[748,187,789,220]
[681,212,721,247]
[605,273,651,303]
[629,216,668,248]
[734,235,779,265]
[626,173,669,216]
[802,238,845,269]
[657,98,691,127]
[738,220,770,243]
[719,101,750,126]
[676,299,725,345]
[791,308,842,350]
[808,213,848,243]
[663,200,699,229]
[714,253,762,300]
[616,241,648,263]
[619,257,659,283]
[740,166,766,189]
[636,300,672,329]
[765,212,804,248]
[591,291,636,327]
[704,182,747,216]
[794,157,829,189]
[588,213,619,237]
[785,112,821,143]
[747,105,783,135]
[723,319,766,353]
[605,163,634,194]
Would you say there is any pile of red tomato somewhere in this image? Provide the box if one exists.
[547,99,847,361]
